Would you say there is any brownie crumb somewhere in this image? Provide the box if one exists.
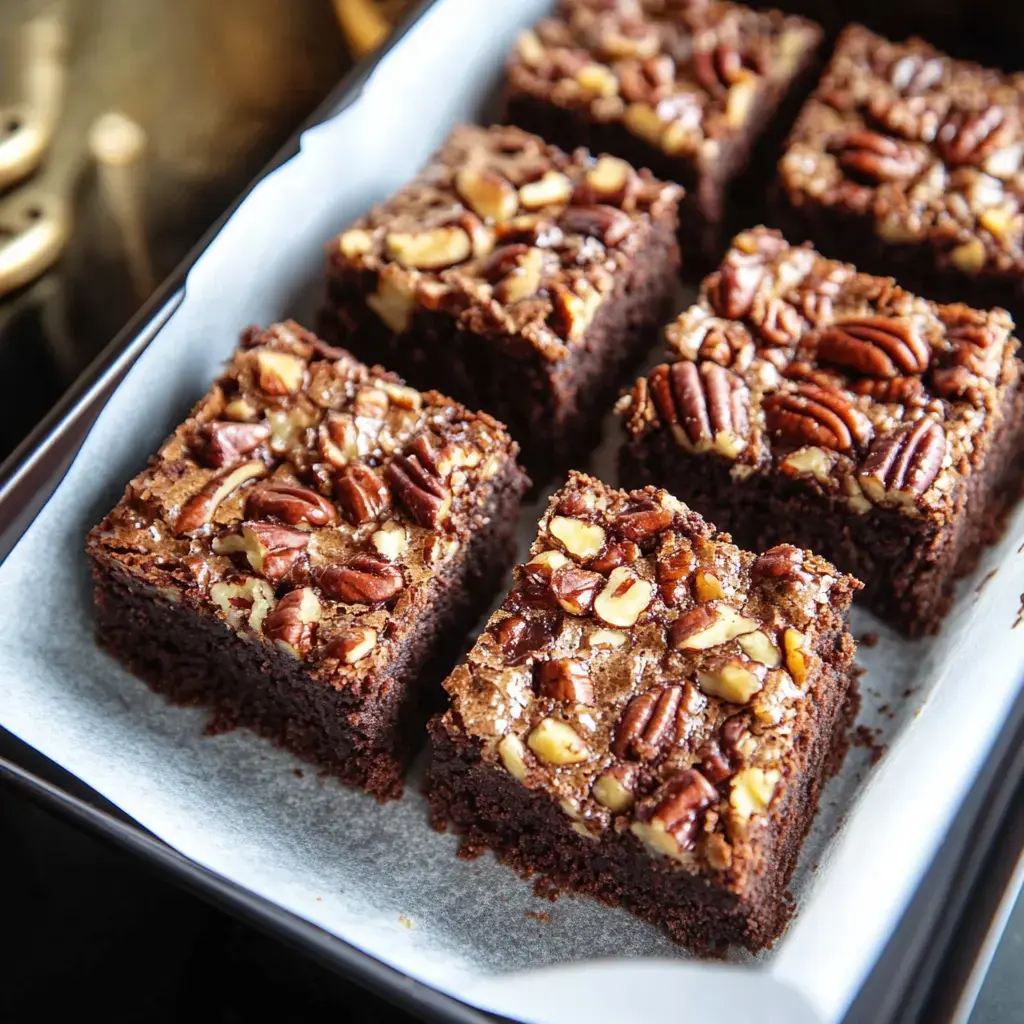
[526,910,551,924]
[853,725,886,765]
[293,769,304,779]
[976,569,999,594]
[859,632,879,648]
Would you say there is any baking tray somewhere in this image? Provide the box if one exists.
[0,1,1022,1021]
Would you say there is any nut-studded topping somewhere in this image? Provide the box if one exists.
[336,464,391,525]
[751,544,812,585]
[263,588,321,656]
[385,227,471,270]
[527,718,590,765]
[338,229,374,258]
[498,733,529,782]
[325,625,377,665]
[833,130,925,183]
[710,232,785,319]
[631,769,718,858]
[656,543,696,606]
[497,612,561,665]
[246,482,338,527]
[763,384,873,453]
[591,540,640,575]
[649,361,751,458]
[669,603,759,651]
[175,460,268,534]
[560,204,633,246]
[738,630,782,667]
[190,421,270,468]
[210,577,276,632]
[783,628,808,684]
[592,765,635,813]
[536,659,595,704]
[518,170,573,210]
[697,658,764,704]
[256,349,306,395]
[815,317,930,377]
[318,414,358,468]
[937,105,1009,167]
[454,167,518,223]
[385,448,452,529]
[859,417,946,506]
[318,555,404,604]
[612,684,684,762]
[612,503,672,544]
[594,566,653,628]
[549,516,606,559]
[550,564,604,616]
[371,519,407,561]
[694,570,725,602]
[584,156,632,202]
[213,521,309,582]
[730,767,780,821]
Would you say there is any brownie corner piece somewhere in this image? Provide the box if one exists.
[619,226,1024,637]
[504,0,823,265]
[323,122,682,480]
[428,470,859,951]
[86,320,529,801]
[776,22,1024,316]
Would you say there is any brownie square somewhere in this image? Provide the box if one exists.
[504,0,822,267]
[428,471,858,951]
[619,227,1023,637]
[323,123,682,480]
[86,321,529,800]
[776,24,1024,319]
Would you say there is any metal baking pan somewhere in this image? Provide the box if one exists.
[0,1,1022,1021]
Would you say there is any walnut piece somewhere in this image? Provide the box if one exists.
[594,567,653,627]
[527,718,590,765]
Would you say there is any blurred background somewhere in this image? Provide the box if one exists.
[0,1,1020,1021]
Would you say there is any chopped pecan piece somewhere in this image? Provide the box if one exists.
[190,420,270,468]
[336,464,391,525]
[751,544,812,585]
[496,611,561,665]
[385,447,452,528]
[613,684,685,762]
[318,555,404,604]
[631,768,718,856]
[175,460,268,535]
[550,565,603,615]
[246,482,338,527]
[263,588,321,656]
[536,659,595,704]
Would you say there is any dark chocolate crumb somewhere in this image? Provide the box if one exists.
[859,632,879,648]
[293,768,304,778]
[853,725,885,765]
[526,910,551,923]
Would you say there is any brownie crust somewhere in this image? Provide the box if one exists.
[87,321,530,800]
[428,471,859,951]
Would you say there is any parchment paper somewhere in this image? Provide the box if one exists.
[0,2,1022,1021]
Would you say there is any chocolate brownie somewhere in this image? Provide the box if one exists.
[776,24,1024,319]
[619,227,1023,637]
[323,123,682,480]
[504,0,822,267]
[428,471,859,952]
[86,321,529,801]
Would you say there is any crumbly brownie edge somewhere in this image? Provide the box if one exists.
[426,616,855,952]
[323,216,679,481]
[620,370,1023,637]
[88,459,527,801]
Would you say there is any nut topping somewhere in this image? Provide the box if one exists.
[763,384,873,453]
[336,464,391,525]
[175,460,268,534]
[550,564,604,616]
[318,555,404,604]
[815,316,930,377]
[751,544,811,585]
[588,628,627,649]
[697,658,764,704]
[536,659,595,704]
[656,542,696,606]
[371,519,408,561]
[256,349,306,395]
[783,628,808,684]
[592,765,635,813]
[385,448,452,529]
[729,767,780,821]
[498,733,529,782]
[612,684,684,761]
[631,769,718,857]
[527,718,590,765]
[455,167,518,223]
[497,612,561,665]
[834,130,925,183]
[859,417,946,506]
[518,170,573,210]
[325,625,378,665]
[191,421,270,467]
[738,629,782,667]
[560,204,633,246]
[246,482,338,527]
[263,588,321,656]
[385,227,471,270]
[584,156,632,202]
[209,577,276,632]
[549,516,606,559]
[669,603,759,651]
[593,567,653,627]
[213,521,309,582]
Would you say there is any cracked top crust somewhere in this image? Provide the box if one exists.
[327,123,682,363]
[87,321,527,693]
[620,227,1020,520]
[438,471,858,892]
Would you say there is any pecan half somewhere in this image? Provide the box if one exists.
[550,565,603,616]
[246,482,338,527]
[496,611,561,665]
[613,502,673,544]
[613,684,684,762]
[317,555,404,604]
[833,130,925,183]
[815,316,930,377]
[750,544,812,585]
[649,361,751,458]
[536,659,595,703]
[175,460,268,535]
[888,53,944,94]
[753,297,804,347]
[938,105,1010,166]
[263,587,321,656]
[631,768,718,856]
[709,235,783,320]
[336,464,391,525]
[385,448,452,529]
[851,376,925,404]
[858,417,946,505]
[559,204,633,246]
[763,384,873,453]
[691,42,760,94]
[190,420,270,468]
